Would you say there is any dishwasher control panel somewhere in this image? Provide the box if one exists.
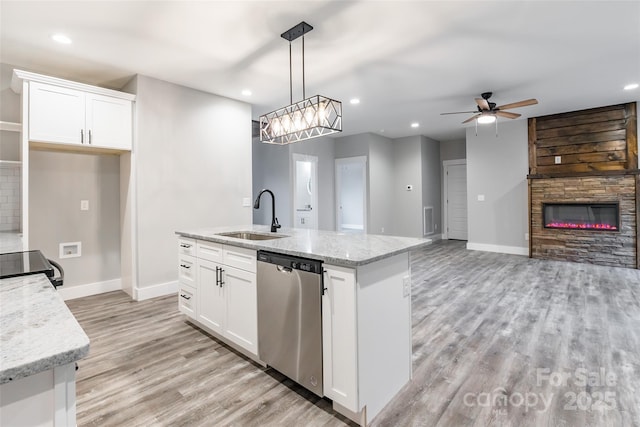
[257,251,323,274]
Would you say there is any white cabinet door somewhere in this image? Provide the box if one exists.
[29,82,85,145]
[85,93,132,150]
[322,265,359,411]
[197,259,225,335]
[223,265,258,354]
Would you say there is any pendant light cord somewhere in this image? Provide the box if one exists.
[302,35,306,100]
[289,41,293,104]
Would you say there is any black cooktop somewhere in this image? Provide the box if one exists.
[0,250,54,279]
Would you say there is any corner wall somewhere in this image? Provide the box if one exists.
[466,120,528,254]
[130,75,253,297]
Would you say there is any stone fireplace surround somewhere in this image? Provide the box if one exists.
[530,174,637,268]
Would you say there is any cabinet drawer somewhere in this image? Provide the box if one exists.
[197,241,223,263]
[178,254,196,286]
[178,237,196,256]
[178,283,197,319]
[223,246,256,273]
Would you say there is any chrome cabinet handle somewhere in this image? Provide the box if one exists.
[215,266,220,287]
[220,268,225,287]
[180,293,191,300]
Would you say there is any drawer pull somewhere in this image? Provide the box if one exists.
[180,264,191,269]
[180,293,191,300]
[180,243,192,248]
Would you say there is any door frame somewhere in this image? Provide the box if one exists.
[291,153,319,229]
[443,159,467,240]
[335,156,367,233]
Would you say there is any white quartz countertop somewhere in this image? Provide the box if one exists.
[176,225,431,266]
[0,274,90,384]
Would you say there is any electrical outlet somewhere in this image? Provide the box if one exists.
[477,194,485,202]
[80,200,89,211]
[554,156,562,164]
[525,232,529,241]
[242,197,251,207]
[402,275,411,297]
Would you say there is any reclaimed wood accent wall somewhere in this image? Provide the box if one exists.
[528,102,637,176]
[528,102,639,268]
[530,176,637,268]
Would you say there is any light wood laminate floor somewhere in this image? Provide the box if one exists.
[66,241,640,426]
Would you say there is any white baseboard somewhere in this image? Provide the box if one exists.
[58,278,122,301]
[466,242,529,256]
[134,280,178,301]
[425,233,442,241]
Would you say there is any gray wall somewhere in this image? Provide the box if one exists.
[130,75,252,290]
[466,120,528,250]
[252,136,335,230]
[29,150,121,286]
[422,136,442,236]
[440,139,466,162]
[368,134,394,234]
[392,136,423,237]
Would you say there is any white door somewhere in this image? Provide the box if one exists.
[29,82,85,145]
[444,161,468,240]
[223,265,258,354]
[197,259,225,335]
[335,157,367,233]
[85,93,132,150]
[292,153,318,229]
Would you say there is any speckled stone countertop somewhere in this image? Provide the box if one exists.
[176,225,431,266]
[0,274,90,384]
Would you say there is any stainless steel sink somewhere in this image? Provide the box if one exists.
[215,231,288,241]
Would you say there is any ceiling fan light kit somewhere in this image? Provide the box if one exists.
[260,21,342,145]
[441,91,538,136]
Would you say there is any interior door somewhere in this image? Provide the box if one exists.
[445,162,468,240]
[292,153,319,229]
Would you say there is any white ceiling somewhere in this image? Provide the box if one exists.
[1,1,639,141]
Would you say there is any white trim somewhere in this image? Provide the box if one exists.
[134,280,178,301]
[0,121,21,132]
[58,278,122,300]
[442,159,467,240]
[12,69,136,101]
[466,242,528,256]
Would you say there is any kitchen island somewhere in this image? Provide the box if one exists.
[0,274,90,426]
[175,225,430,425]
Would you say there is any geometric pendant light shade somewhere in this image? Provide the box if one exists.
[259,22,342,144]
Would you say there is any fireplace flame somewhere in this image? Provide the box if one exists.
[545,222,618,230]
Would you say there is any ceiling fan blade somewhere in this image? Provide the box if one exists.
[475,97,490,110]
[440,111,477,115]
[495,111,521,119]
[496,98,538,110]
[462,114,482,124]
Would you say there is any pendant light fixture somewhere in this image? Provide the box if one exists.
[260,22,342,145]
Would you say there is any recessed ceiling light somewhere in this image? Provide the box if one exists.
[477,115,496,124]
[350,98,360,105]
[241,89,252,96]
[624,83,639,91]
[411,122,419,128]
[51,33,72,44]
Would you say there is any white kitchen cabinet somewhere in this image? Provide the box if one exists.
[178,283,197,319]
[179,238,258,356]
[197,258,225,334]
[14,71,134,152]
[322,265,359,411]
[223,265,257,354]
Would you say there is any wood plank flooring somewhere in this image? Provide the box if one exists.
[66,241,640,426]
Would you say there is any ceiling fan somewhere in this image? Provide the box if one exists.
[441,92,538,124]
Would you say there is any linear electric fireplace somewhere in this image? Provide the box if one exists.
[543,202,619,231]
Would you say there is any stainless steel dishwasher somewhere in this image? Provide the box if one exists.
[257,250,323,397]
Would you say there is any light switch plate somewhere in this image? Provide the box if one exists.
[477,194,485,202]
[80,200,89,211]
[554,156,562,164]
[242,197,251,207]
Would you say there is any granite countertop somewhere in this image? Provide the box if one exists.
[176,225,431,266]
[0,274,90,384]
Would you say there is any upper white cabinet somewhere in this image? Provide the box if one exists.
[12,69,135,152]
